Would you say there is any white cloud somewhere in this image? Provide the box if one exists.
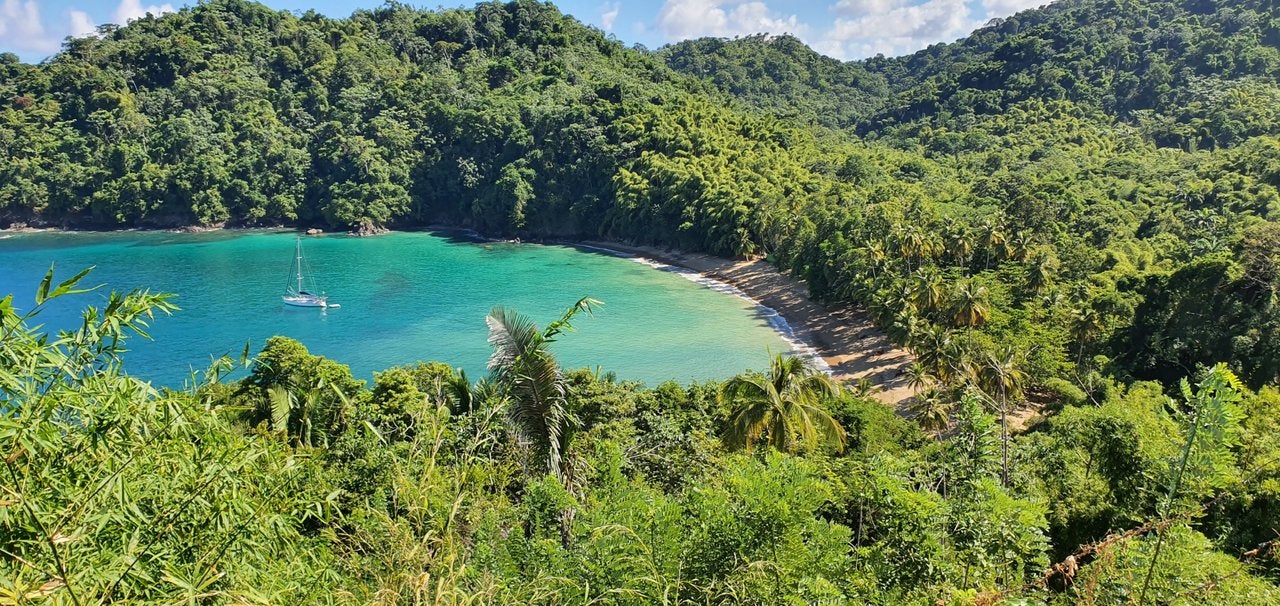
[648,0,991,60]
[0,0,56,53]
[113,0,174,26]
[833,0,908,14]
[815,0,976,59]
[601,2,620,31]
[656,0,807,41]
[981,0,1045,15]
[68,9,95,38]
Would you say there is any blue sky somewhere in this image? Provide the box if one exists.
[1,0,1051,63]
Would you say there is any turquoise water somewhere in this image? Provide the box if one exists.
[0,230,795,387]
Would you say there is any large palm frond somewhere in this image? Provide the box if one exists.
[486,306,541,377]
[487,306,566,476]
[720,354,845,453]
[721,374,777,451]
[267,384,293,436]
[486,298,599,479]
[445,367,475,414]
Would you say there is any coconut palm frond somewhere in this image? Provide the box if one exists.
[486,306,540,375]
[910,389,952,435]
[268,384,293,435]
[486,300,598,480]
[542,297,602,341]
[722,374,774,451]
[507,352,568,476]
[805,402,848,451]
[720,354,845,454]
[445,367,475,414]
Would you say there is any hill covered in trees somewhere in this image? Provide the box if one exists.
[4,269,1279,603]
[4,0,1280,602]
[669,0,1280,148]
[658,34,891,129]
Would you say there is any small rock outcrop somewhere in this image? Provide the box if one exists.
[350,222,388,237]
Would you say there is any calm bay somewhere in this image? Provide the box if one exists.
[0,230,797,386]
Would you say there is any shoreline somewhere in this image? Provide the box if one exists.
[0,225,916,406]
[575,241,916,408]
[575,243,834,375]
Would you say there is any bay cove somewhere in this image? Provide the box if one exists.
[0,230,800,386]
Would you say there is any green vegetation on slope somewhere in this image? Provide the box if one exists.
[865,0,1280,149]
[654,0,1280,392]
[658,34,890,129]
[2,273,1277,603]
[5,0,1280,392]
[1,0,671,232]
[5,0,1280,601]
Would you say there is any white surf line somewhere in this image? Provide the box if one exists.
[574,243,833,375]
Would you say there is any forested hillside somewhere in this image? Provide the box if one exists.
[867,0,1280,149]
[4,0,1280,602]
[1,0,673,233]
[654,0,1280,392]
[668,0,1280,149]
[658,34,890,128]
[4,270,1279,603]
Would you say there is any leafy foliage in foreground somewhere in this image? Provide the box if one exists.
[1,274,1277,603]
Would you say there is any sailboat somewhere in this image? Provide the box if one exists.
[282,236,339,308]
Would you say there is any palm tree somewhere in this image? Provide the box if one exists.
[894,225,932,272]
[980,220,1007,269]
[909,388,951,436]
[266,379,345,448]
[909,267,946,315]
[442,366,478,412]
[890,282,918,317]
[947,227,974,268]
[720,353,846,453]
[444,367,501,416]
[890,309,925,345]
[1070,306,1105,366]
[872,284,916,327]
[904,360,936,392]
[859,241,887,279]
[1007,230,1033,263]
[1024,248,1058,294]
[486,297,600,480]
[910,324,963,385]
[977,346,1027,486]
[922,231,943,261]
[951,280,990,343]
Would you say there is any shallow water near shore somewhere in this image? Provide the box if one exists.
[0,230,797,387]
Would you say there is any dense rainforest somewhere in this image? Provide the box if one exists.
[3,0,1280,602]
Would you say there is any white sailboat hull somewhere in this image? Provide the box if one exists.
[283,294,327,307]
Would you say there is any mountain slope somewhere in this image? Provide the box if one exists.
[873,0,1280,147]
[3,1,1280,601]
[658,34,891,129]
[1,0,807,236]
[665,0,1280,149]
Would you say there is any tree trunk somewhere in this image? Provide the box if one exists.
[1000,384,1009,487]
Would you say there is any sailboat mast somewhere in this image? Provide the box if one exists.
[295,236,304,292]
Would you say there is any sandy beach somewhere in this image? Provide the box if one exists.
[580,242,916,408]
